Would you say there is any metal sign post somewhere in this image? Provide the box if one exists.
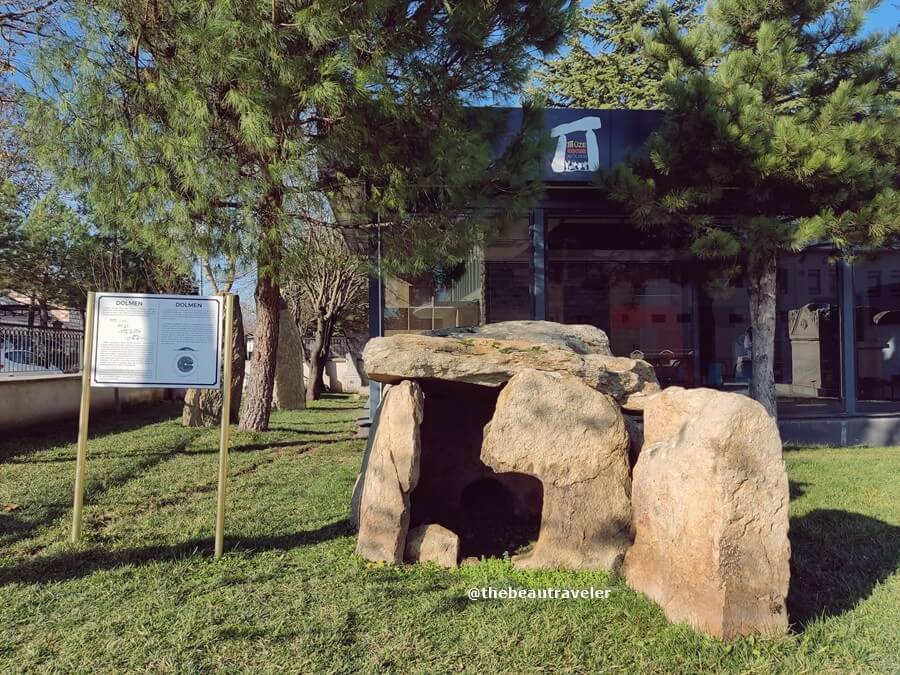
[70,291,234,557]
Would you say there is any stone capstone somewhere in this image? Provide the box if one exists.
[404,524,459,568]
[355,380,425,564]
[624,387,791,638]
[430,320,613,355]
[480,369,632,570]
[362,321,658,408]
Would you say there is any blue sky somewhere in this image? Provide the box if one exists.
[866,2,900,32]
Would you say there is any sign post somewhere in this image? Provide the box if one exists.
[70,291,232,555]
[214,293,235,558]
[71,291,97,542]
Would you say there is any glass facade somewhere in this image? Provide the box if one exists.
[701,251,843,415]
[383,250,483,335]
[854,251,900,412]
[376,211,900,417]
[545,215,697,387]
[380,217,532,335]
[484,218,532,322]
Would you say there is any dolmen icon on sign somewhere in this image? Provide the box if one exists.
[550,116,603,173]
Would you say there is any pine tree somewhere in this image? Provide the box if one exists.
[607,0,900,417]
[27,0,573,430]
[536,0,700,108]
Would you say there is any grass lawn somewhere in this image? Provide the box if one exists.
[1,395,898,674]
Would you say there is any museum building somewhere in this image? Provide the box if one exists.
[367,108,900,444]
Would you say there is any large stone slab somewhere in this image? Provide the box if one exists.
[362,321,658,408]
[355,380,425,564]
[480,369,632,570]
[405,524,459,568]
[624,387,790,639]
[431,321,612,355]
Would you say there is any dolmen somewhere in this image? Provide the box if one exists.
[351,321,791,638]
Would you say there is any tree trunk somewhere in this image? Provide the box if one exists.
[240,223,281,431]
[747,248,778,418]
[306,315,334,401]
[273,304,306,409]
[182,300,246,427]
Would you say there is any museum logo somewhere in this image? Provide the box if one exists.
[550,116,603,173]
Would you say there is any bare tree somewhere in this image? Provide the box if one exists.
[282,226,367,401]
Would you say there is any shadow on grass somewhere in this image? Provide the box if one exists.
[0,433,201,547]
[788,480,808,500]
[269,428,352,436]
[2,435,354,466]
[788,508,900,630]
[0,402,183,462]
[0,518,354,586]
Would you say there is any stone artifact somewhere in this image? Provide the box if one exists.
[355,380,424,564]
[481,369,632,570]
[624,387,791,638]
[787,303,840,397]
[362,323,658,408]
[273,307,306,410]
[353,322,789,640]
[405,524,460,568]
[431,321,612,355]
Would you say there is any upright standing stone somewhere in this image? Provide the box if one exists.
[273,307,306,410]
[481,369,632,570]
[355,380,425,563]
[624,387,791,638]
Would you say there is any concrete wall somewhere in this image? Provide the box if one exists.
[302,356,369,395]
[779,415,900,447]
[0,374,168,430]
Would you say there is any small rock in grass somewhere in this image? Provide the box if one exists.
[405,524,460,568]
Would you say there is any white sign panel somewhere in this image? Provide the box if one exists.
[90,293,223,389]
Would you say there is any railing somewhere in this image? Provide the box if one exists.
[0,324,84,375]
[302,336,367,361]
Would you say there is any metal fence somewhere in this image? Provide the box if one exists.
[301,336,367,361]
[0,324,84,375]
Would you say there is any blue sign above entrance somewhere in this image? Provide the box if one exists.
[492,107,662,183]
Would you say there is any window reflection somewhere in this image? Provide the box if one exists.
[484,218,532,322]
[377,211,900,416]
[854,250,900,411]
[701,250,841,414]
[383,252,482,335]
[546,215,697,386]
